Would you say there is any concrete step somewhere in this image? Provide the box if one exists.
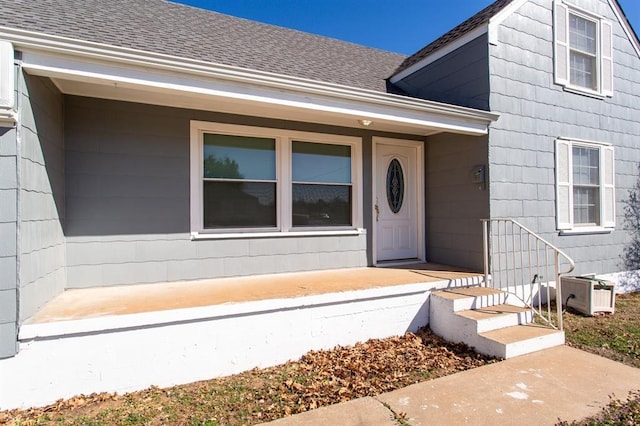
[429,287,565,359]
[477,324,565,359]
[431,287,507,312]
[456,304,533,333]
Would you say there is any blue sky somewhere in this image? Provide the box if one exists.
[174,0,640,55]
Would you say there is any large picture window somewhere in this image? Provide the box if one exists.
[190,122,361,236]
[556,139,615,232]
[554,1,613,96]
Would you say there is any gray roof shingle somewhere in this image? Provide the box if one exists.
[392,0,515,76]
[0,0,406,93]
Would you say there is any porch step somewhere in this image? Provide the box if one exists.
[478,325,565,359]
[430,289,563,359]
[456,304,533,333]
[430,287,507,312]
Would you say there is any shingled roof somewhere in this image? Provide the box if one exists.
[392,0,515,76]
[0,0,406,93]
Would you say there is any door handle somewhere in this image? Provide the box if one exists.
[374,198,380,222]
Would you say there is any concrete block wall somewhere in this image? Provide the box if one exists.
[0,126,17,358]
[18,74,66,320]
[488,0,640,275]
[63,96,391,287]
[426,132,490,271]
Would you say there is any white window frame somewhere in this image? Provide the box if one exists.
[554,0,613,97]
[555,138,615,234]
[190,121,363,239]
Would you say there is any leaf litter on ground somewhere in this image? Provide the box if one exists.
[0,327,496,425]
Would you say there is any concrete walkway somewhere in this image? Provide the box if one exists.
[263,346,640,425]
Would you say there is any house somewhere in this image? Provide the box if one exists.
[0,0,639,409]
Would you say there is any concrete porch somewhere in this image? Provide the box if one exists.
[2,264,483,410]
[24,263,482,325]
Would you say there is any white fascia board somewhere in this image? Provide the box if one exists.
[0,40,15,109]
[21,50,497,135]
[607,0,640,57]
[487,0,529,45]
[389,25,488,84]
[390,0,531,82]
[1,26,497,135]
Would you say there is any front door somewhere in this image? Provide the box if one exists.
[374,139,423,263]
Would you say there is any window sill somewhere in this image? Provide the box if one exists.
[559,226,613,236]
[191,228,366,240]
[562,85,607,100]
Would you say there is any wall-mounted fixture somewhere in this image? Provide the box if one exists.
[471,164,486,189]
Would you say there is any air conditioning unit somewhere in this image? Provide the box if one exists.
[560,276,615,316]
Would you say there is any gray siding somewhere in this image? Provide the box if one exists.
[393,35,490,111]
[426,133,489,271]
[0,126,17,358]
[18,74,66,320]
[488,0,640,275]
[64,96,425,287]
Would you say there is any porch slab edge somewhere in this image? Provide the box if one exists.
[19,275,483,340]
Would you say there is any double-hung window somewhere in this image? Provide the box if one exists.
[190,121,361,236]
[556,138,615,232]
[554,1,613,96]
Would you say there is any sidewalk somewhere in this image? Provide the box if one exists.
[263,345,640,425]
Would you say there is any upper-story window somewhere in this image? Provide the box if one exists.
[554,1,613,97]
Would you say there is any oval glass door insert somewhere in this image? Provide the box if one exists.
[386,158,404,214]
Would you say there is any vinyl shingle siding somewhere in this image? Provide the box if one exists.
[488,0,640,275]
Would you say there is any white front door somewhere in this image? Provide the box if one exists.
[374,139,423,263]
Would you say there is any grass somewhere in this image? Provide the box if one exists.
[2,292,639,425]
[557,291,640,425]
[562,292,640,368]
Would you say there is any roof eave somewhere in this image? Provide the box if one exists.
[1,26,498,135]
[390,24,489,84]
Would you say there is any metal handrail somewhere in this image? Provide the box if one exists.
[482,218,575,330]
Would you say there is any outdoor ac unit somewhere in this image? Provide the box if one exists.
[560,276,615,316]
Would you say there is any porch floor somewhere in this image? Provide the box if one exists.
[26,263,480,324]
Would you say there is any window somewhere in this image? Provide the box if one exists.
[291,141,352,227]
[190,121,361,236]
[554,1,613,96]
[556,139,615,232]
[203,134,277,229]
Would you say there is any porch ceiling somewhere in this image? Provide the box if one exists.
[48,76,452,136]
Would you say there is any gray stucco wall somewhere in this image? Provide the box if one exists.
[18,74,66,320]
[393,35,490,111]
[488,0,640,275]
[64,96,425,288]
[0,126,17,358]
[426,133,489,271]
